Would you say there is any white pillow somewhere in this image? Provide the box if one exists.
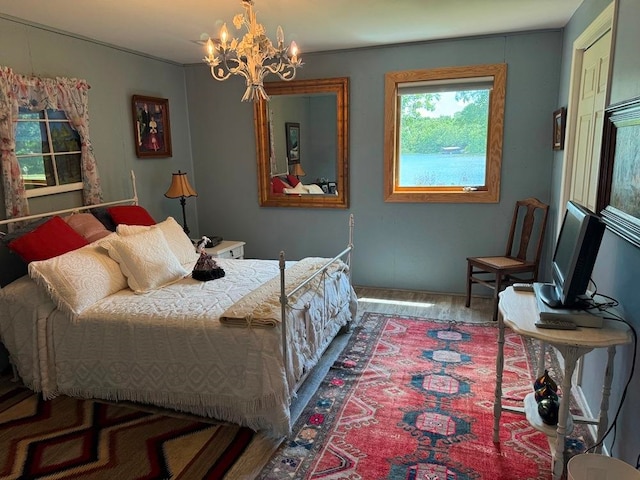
[283,182,308,194]
[100,227,188,293]
[28,236,128,319]
[306,184,325,194]
[99,228,189,293]
[117,216,198,269]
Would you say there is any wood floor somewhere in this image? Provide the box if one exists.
[353,286,495,323]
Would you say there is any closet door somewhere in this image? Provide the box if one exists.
[569,30,611,212]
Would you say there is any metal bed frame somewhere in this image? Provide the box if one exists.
[1,170,355,416]
[279,214,354,390]
[0,170,139,231]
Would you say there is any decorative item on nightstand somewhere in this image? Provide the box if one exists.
[533,369,557,392]
[533,369,560,425]
[164,170,197,235]
[194,236,223,251]
[538,397,560,426]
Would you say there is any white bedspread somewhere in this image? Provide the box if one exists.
[0,257,357,437]
[220,257,348,328]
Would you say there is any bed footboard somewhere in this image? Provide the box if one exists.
[278,214,355,393]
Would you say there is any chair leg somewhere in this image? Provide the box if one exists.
[465,262,473,308]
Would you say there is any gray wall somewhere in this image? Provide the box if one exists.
[307,95,337,183]
[558,0,640,464]
[186,32,561,293]
[0,16,198,231]
[270,96,305,175]
[2,1,639,467]
[0,16,199,286]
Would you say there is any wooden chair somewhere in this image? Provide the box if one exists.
[465,197,549,321]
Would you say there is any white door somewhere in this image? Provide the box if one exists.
[569,30,611,211]
[559,2,615,233]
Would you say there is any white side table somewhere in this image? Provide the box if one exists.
[204,240,245,259]
[494,287,632,480]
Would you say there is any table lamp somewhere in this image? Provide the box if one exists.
[291,162,306,180]
[164,170,197,235]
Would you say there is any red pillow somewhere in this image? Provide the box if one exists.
[8,216,89,263]
[286,174,300,187]
[271,177,291,194]
[107,205,156,226]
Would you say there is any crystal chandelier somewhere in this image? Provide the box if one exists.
[203,0,302,102]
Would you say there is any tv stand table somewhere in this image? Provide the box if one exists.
[494,287,632,480]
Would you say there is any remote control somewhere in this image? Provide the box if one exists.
[535,319,577,330]
[513,283,534,292]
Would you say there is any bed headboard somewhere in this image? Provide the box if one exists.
[0,171,139,230]
[0,170,139,287]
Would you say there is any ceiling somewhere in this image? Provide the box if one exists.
[0,0,583,65]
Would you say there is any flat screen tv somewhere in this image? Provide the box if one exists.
[537,201,605,309]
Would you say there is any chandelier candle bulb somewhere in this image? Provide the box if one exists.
[277,26,284,47]
[205,38,215,60]
[202,0,302,102]
[220,24,229,48]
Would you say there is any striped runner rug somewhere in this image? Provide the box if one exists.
[0,374,281,479]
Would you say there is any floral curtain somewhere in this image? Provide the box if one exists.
[0,66,103,222]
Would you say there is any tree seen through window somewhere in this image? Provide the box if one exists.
[15,108,82,191]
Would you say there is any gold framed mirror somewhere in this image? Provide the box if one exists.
[254,77,349,208]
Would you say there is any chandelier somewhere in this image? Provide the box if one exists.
[203,0,302,102]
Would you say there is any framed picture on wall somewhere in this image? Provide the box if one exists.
[132,95,172,158]
[285,122,300,164]
[597,96,640,249]
[552,107,566,151]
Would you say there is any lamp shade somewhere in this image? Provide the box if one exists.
[164,170,197,198]
[291,163,306,177]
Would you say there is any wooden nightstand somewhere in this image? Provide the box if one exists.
[204,240,245,259]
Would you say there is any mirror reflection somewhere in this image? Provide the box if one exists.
[254,77,349,208]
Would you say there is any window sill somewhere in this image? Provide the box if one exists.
[384,189,499,203]
[25,182,83,198]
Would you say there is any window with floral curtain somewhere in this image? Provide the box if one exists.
[0,66,102,222]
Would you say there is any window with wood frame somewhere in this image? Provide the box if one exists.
[384,63,506,203]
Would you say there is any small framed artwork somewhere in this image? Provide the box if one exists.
[132,95,172,158]
[552,107,566,151]
[597,96,640,248]
[328,181,337,194]
[285,122,300,164]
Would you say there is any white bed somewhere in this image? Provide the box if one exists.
[283,182,327,195]
[270,175,337,196]
[0,174,357,438]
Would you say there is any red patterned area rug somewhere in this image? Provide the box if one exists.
[0,374,280,480]
[259,312,588,480]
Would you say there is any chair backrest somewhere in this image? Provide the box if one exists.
[504,198,549,269]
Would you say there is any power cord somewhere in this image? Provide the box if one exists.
[585,290,640,456]
[584,323,635,454]
[551,279,638,458]
[582,279,620,313]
